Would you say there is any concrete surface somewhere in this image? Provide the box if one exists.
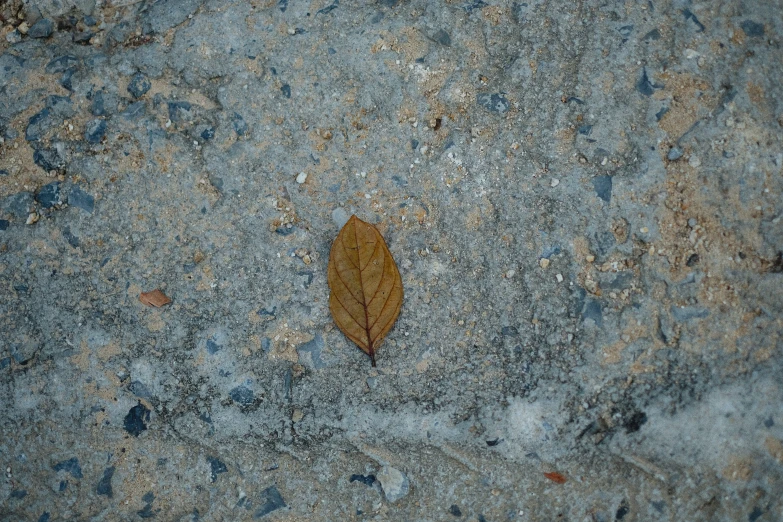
[1,0,782,520]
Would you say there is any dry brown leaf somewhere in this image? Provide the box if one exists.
[139,289,172,307]
[327,215,403,367]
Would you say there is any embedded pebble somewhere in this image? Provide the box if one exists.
[539,258,550,269]
[296,172,308,184]
[332,207,350,228]
[377,466,410,503]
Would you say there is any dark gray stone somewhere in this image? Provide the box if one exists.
[168,101,193,122]
[90,90,105,115]
[232,112,247,136]
[2,192,34,219]
[207,456,228,482]
[582,300,603,327]
[297,333,326,369]
[52,457,83,479]
[45,56,79,75]
[124,402,151,436]
[59,68,76,91]
[28,19,55,39]
[33,148,65,172]
[740,20,764,37]
[255,486,286,518]
[96,466,115,497]
[477,93,509,114]
[68,186,95,213]
[281,84,291,98]
[0,219,8,231]
[46,95,75,118]
[84,119,107,144]
[229,385,255,405]
[432,29,451,46]
[36,182,63,208]
[26,109,53,141]
[128,73,152,98]
[73,31,94,44]
[592,175,612,203]
[62,226,79,248]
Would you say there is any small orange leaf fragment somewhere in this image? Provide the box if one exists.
[139,289,172,307]
[543,471,567,484]
[327,215,403,367]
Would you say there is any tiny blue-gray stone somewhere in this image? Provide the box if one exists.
[28,19,54,38]
[91,91,105,115]
[255,486,287,518]
[432,29,451,46]
[637,68,654,96]
[297,333,326,369]
[0,220,8,231]
[233,113,248,136]
[477,93,510,114]
[128,73,151,98]
[53,457,83,479]
[207,456,228,482]
[84,16,97,26]
[38,512,50,522]
[60,68,76,91]
[0,169,8,176]
[26,108,52,141]
[69,186,95,213]
[63,226,79,248]
[168,101,193,122]
[592,175,612,203]
[229,385,255,405]
[36,182,62,208]
[740,20,764,37]
[578,124,592,136]
[667,147,683,161]
[33,148,65,171]
[281,84,291,98]
[46,95,75,118]
[582,300,603,327]
[96,466,115,497]
[201,127,215,140]
[124,402,150,436]
[45,56,79,74]
[85,119,107,144]
[2,192,34,219]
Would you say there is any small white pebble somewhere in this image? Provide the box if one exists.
[689,155,701,168]
[601,157,608,166]
[539,258,550,269]
[556,273,564,283]
[360,171,367,178]
[296,172,308,184]
[586,254,595,263]
[506,269,515,278]
[550,178,559,188]
[684,49,700,59]
[364,193,371,199]
[640,227,649,233]
[287,27,296,35]
[165,119,172,128]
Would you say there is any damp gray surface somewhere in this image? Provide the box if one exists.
[1,0,782,520]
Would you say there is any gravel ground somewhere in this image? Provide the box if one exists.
[1,0,782,520]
